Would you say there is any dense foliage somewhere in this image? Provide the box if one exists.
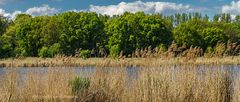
[1,12,240,58]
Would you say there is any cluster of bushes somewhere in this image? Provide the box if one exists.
[0,12,240,58]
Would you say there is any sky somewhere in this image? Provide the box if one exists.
[0,0,240,19]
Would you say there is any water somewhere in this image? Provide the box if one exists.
[0,66,141,84]
[1,65,240,83]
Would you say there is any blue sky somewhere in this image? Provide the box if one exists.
[0,0,240,19]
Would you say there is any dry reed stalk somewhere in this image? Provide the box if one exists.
[0,65,239,102]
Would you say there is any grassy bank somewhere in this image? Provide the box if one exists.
[0,56,240,68]
[0,65,239,102]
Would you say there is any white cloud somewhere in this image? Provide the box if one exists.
[0,9,10,17]
[0,4,58,19]
[0,9,20,19]
[11,11,22,18]
[0,1,218,19]
[221,1,240,19]
[222,1,240,16]
[89,1,192,16]
[26,4,59,16]
[68,9,87,12]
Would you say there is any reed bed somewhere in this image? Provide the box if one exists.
[1,42,240,68]
[1,56,240,68]
[0,65,239,102]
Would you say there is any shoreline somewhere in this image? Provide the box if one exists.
[0,56,240,68]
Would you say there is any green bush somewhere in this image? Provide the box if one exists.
[38,46,49,58]
[157,44,167,52]
[48,43,61,57]
[109,44,120,58]
[69,76,90,94]
[206,46,214,53]
[80,50,91,59]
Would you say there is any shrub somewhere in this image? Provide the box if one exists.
[15,47,28,57]
[204,46,214,57]
[157,44,167,52]
[69,76,90,94]
[80,50,91,59]
[38,46,49,58]
[109,44,120,58]
[48,43,61,57]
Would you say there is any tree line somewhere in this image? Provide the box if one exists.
[0,12,240,58]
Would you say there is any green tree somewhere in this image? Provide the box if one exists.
[1,12,240,58]
[1,14,33,57]
[0,16,9,36]
[173,19,207,48]
[106,12,172,56]
[213,14,220,22]
[40,16,60,46]
[201,27,228,48]
[213,22,240,42]
[58,12,105,55]
[0,16,11,57]
[235,15,240,22]
[14,15,43,56]
[0,25,16,57]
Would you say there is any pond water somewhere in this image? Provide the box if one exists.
[0,65,240,83]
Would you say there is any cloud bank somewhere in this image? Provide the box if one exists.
[221,0,240,19]
[26,4,58,16]
[2,1,240,19]
[222,1,240,15]
[0,4,58,19]
[89,1,192,16]
[1,1,194,19]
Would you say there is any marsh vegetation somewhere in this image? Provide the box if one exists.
[0,64,240,102]
[1,11,240,102]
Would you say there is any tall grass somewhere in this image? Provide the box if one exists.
[1,42,240,68]
[1,56,240,68]
[0,65,239,102]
